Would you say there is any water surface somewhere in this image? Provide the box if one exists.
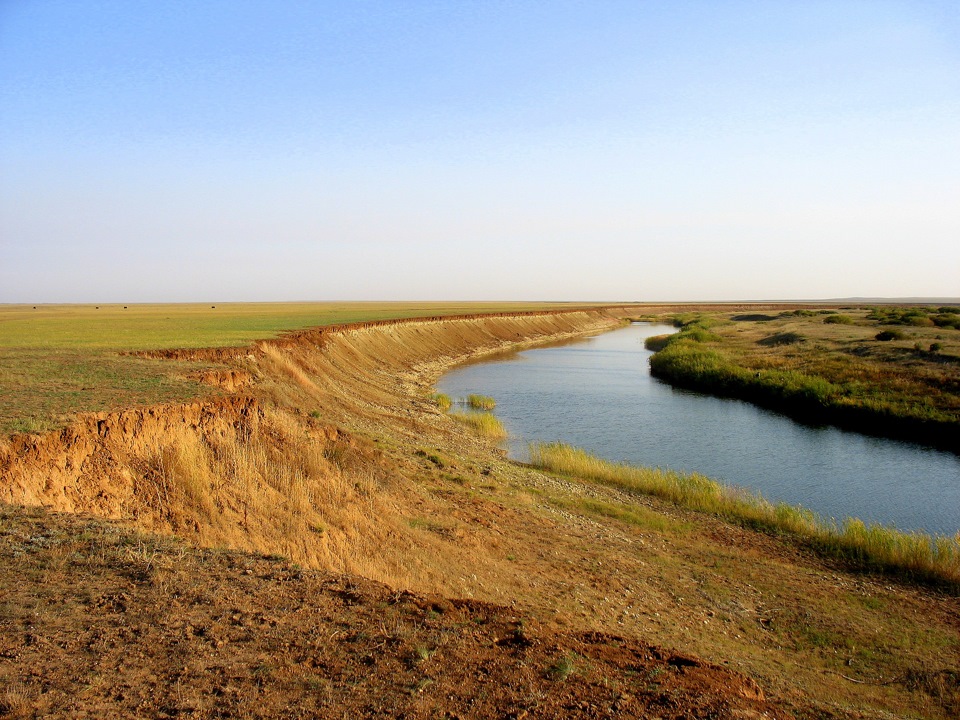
[438,323,960,536]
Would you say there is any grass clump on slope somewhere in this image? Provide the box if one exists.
[530,442,960,590]
[429,393,452,411]
[450,412,507,440]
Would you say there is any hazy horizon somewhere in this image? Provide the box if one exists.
[2,2,958,303]
[6,297,960,309]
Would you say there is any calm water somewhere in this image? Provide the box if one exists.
[438,323,960,536]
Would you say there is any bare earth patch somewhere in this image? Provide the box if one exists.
[0,505,785,719]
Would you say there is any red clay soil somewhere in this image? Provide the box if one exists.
[0,505,788,720]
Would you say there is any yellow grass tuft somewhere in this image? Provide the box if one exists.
[466,394,496,410]
[429,392,452,411]
[450,411,507,439]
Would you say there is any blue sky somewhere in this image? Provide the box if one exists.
[1,1,958,302]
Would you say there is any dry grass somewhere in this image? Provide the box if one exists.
[530,442,960,589]
[450,411,508,439]
[126,406,435,588]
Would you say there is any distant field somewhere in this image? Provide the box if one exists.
[0,301,581,350]
[0,301,587,434]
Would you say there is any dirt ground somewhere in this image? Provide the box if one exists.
[0,505,786,719]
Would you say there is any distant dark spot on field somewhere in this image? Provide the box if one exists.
[758,332,805,347]
[732,314,777,322]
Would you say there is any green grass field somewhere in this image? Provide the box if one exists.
[0,301,579,434]
[0,302,578,350]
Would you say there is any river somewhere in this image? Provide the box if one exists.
[437,322,960,536]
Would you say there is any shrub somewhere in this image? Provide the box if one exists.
[758,332,805,347]
[823,314,853,325]
[868,307,937,327]
[876,330,906,341]
[683,327,721,343]
[930,342,943,353]
[933,314,960,330]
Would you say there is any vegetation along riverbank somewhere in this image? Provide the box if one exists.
[644,306,960,451]
[1,302,958,718]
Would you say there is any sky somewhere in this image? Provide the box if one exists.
[1,1,958,303]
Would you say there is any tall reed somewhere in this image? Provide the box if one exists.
[467,394,497,410]
[530,442,960,589]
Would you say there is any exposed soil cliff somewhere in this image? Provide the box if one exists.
[1,311,617,501]
[0,311,626,569]
[2,307,958,719]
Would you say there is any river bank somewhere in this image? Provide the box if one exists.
[646,308,960,452]
[2,306,959,718]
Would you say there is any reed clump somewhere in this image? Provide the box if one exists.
[643,334,673,352]
[450,411,507,439]
[530,442,960,589]
[430,392,452,411]
[466,394,497,410]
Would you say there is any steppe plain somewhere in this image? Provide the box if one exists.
[1,302,958,719]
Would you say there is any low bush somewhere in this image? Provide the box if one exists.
[823,314,853,325]
[758,332,805,347]
[876,330,906,341]
[933,314,960,330]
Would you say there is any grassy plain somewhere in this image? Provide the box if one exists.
[0,302,582,350]
[2,305,959,717]
[0,301,576,434]
[646,306,960,450]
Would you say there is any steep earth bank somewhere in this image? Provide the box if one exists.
[2,307,958,719]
